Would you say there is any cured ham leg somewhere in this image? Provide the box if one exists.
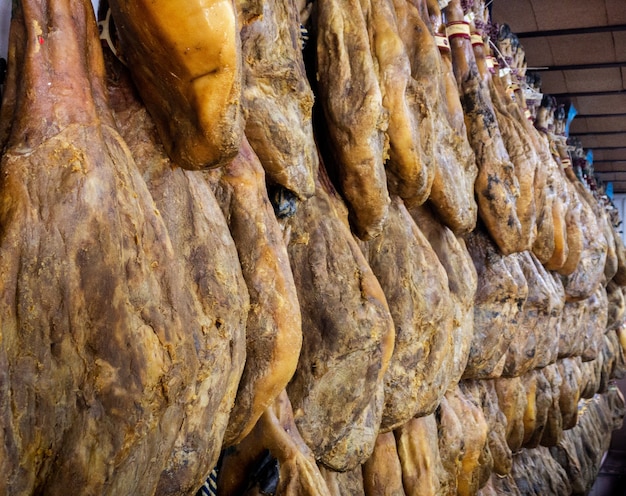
[315,0,391,239]
[0,2,248,494]
[444,0,527,254]
[207,138,303,447]
[109,0,244,169]
[239,0,317,199]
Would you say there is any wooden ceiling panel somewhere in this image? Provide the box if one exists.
[563,68,624,93]
[548,33,616,65]
[534,70,568,93]
[570,118,590,134]
[606,0,626,24]
[492,0,538,32]
[594,149,626,161]
[529,0,608,30]
[571,94,626,115]
[594,161,626,172]
[594,172,626,181]
[570,115,626,133]
[575,133,626,148]
[516,37,553,67]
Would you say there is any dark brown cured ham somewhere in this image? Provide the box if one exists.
[284,160,395,471]
[444,0,527,254]
[0,2,248,494]
[315,0,391,239]
[239,0,317,199]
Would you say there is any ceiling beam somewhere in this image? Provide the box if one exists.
[570,131,626,136]
[533,62,626,72]
[516,24,626,38]
[584,146,626,150]
[594,172,626,181]
[551,90,626,98]
[576,113,626,119]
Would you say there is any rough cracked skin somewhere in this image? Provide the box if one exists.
[315,0,391,240]
[360,197,454,430]
[0,2,247,494]
[284,162,395,471]
[109,0,244,170]
[239,0,317,199]
[463,228,528,379]
[410,203,477,387]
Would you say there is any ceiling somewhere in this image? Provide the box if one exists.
[491,0,626,192]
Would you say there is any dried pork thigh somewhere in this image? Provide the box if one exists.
[580,287,608,363]
[521,369,552,449]
[445,384,491,496]
[531,154,557,264]
[558,299,587,358]
[108,0,243,169]
[540,363,564,447]
[579,356,603,399]
[217,390,332,496]
[462,380,511,477]
[503,250,564,376]
[284,165,395,471]
[475,42,537,250]
[410,204,477,387]
[486,473,521,496]
[558,357,583,430]
[206,138,302,446]
[444,0,527,254]
[239,0,316,199]
[361,432,406,496]
[562,182,608,301]
[436,394,464,495]
[463,228,528,379]
[394,0,478,234]
[542,163,570,272]
[494,376,527,452]
[394,414,446,496]
[0,2,246,494]
[360,0,433,204]
[105,55,251,493]
[360,197,454,430]
[315,0,390,239]
[532,271,565,368]
[600,207,619,282]
[511,447,572,496]
[607,281,626,331]
[319,465,365,495]
[612,221,626,285]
